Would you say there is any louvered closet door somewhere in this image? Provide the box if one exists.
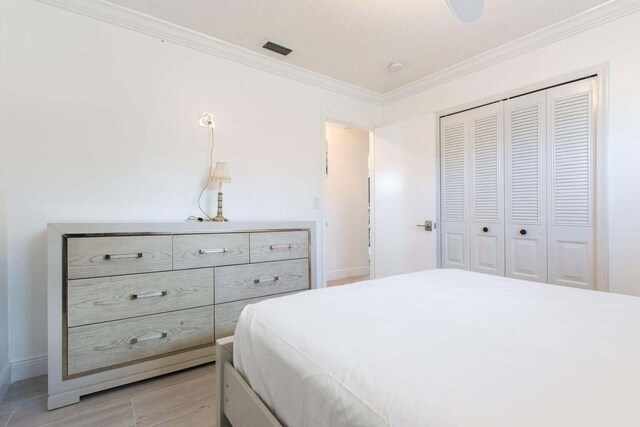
[469,103,504,276]
[505,91,548,283]
[547,79,596,289]
[441,112,470,270]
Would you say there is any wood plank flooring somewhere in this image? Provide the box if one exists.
[0,363,215,427]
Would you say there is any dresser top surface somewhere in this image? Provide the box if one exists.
[48,221,316,235]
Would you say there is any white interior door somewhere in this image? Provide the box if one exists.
[469,103,504,276]
[440,112,470,270]
[505,91,548,283]
[373,115,437,278]
[547,79,596,289]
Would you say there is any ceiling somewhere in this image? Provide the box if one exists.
[106,0,610,93]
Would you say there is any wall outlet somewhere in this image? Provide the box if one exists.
[198,112,215,128]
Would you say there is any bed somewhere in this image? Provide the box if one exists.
[216,269,640,427]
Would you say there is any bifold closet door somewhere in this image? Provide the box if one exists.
[469,103,504,276]
[505,91,548,283]
[547,79,596,289]
[441,112,470,269]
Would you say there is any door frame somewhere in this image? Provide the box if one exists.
[321,116,376,288]
[435,63,610,292]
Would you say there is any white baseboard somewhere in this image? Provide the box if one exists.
[0,360,10,400]
[327,266,370,282]
[11,354,47,382]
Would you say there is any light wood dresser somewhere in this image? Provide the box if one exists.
[47,222,316,410]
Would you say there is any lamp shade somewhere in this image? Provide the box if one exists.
[212,162,232,184]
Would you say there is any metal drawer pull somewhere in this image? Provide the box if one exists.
[105,252,143,260]
[199,248,229,255]
[130,290,168,300]
[269,243,293,250]
[254,275,279,285]
[130,332,167,345]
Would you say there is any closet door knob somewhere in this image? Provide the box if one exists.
[520,229,527,235]
[482,227,489,233]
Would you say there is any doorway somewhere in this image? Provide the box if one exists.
[324,122,374,287]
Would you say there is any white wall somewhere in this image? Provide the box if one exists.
[381,11,640,296]
[0,0,10,396]
[0,122,9,396]
[326,124,370,280]
[0,0,379,373]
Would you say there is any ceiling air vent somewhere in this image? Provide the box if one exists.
[262,41,292,56]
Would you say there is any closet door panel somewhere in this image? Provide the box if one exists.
[505,91,548,283]
[444,230,467,268]
[441,112,470,270]
[510,237,543,279]
[469,103,504,276]
[548,231,593,288]
[547,79,596,289]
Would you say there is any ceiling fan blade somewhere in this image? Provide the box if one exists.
[446,0,484,23]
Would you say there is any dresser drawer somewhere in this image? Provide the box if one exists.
[67,236,172,279]
[67,269,214,327]
[215,259,309,304]
[67,306,214,377]
[215,296,267,340]
[215,292,301,340]
[250,231,309,262]
[173,233,249,270]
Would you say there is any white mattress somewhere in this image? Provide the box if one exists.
[233,269,640,427]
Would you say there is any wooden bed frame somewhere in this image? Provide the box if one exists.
[216,337,282,427]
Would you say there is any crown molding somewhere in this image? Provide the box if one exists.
[382,0,640,104]
[35,0,384,105]
[36,0,640,107]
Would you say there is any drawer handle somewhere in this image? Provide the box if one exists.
[254,275,279,285]
[130,332,168,345]
[269,243,293,250]
[105,252,143,260]
[199,248,229,255]
[130,290,168,300]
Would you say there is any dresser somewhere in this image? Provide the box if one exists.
[47,222,316,410]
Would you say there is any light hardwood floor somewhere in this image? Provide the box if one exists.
[327,274,370,287]
[0,363,216,427]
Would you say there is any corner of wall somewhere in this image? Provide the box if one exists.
[10,355,48,383]
[0,0,10,391]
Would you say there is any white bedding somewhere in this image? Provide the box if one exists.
[233,269,640,427]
